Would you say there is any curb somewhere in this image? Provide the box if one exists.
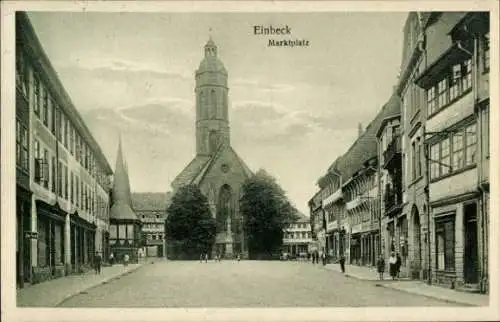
[55,264,144,307]
[374,282,479,306]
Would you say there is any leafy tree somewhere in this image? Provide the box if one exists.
[240,169,299,259]
[165,185,216,259]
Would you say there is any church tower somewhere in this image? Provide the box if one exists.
[195,37,230,156]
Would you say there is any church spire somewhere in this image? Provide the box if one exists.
[110,133,137,220]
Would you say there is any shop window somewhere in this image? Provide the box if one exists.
[54,223,63,264]
[118,225,126,241]
[110,224,117,239]
[37,218,48,267]
[435,217,455,271]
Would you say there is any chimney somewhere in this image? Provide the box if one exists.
[358,122,363,137]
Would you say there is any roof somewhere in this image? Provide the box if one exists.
[324,92,401,183]
[110,202,139,221]
[171,156,211,189]
[131,192,173,211]
[110,136,138,220]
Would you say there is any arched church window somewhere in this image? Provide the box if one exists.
[217,184,233,234]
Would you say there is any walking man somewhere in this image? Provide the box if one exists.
[389,252,397,280]
[339,254,346,273]
[376,254,385,280]
[94,252,102,274]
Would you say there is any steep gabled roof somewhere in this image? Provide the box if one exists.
[110,136,138,220]
[171,155,211,189]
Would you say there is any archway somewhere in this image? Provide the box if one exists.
[217,184,233,234]
[412,205,421,278]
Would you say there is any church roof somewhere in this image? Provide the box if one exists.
[171,155,211,189]
[110,136,138,221]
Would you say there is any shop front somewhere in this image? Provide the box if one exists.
[70,212,96,273]
[16,186,32,288]
[32,200,66,284]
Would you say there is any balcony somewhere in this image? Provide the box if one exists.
[383,136,402,169]
[384,188,403,217]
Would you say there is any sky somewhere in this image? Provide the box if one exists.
[27,11,407,215]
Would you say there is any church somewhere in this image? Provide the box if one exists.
[171,38,253,259]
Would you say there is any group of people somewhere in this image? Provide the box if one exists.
[199,253,241,262]
[376,251,402,280]
[93,251,133,274]
[310,251,328,266]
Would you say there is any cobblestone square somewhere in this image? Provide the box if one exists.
[59,260,460,307]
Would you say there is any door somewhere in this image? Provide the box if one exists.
[464,203,478,284]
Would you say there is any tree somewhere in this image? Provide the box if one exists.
[165,185,216,259]
[240,169,299,259]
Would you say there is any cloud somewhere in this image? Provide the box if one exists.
[232,78,295,92]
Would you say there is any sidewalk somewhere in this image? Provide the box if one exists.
[324,263,489,306]
[17,263,143,307]
[324,263,389,281]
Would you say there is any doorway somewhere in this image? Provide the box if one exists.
[464,203,478,284]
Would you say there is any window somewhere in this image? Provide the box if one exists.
[64,117,69,149]
[59,113,64,144]
[465,123,477,166]
[70,172,74,203]
[16,48,28,97]
[449,64,461,101]
[436,218,455,271]
[50,100,57,135]
[427,59,473,117]
[430,143,440,180]
[16,120,29,171]
[416,138,422,177]
[483,32,490,71]
[427,87,436,116]
[33,76,40,116]
[411,142,416,180]
[452,133,464,171]
[75,176,79,208]
[110,224,118,239]
[55,107,61,141]
[437,78,448,108]
[51,156,56,193]
[42,90,49,126]
[440,139,450,176]
[34,140,41,183]
[57,161,63,197]
[43,149,49,189]
[127,225,134,241]
[64,165,68,200]
[69,126,74,155]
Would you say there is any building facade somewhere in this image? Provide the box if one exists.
[132,192,172,257]
[282,214,312,258]
[16,12,113,287]
[108,138,142,263]
[171,38,253,259]
[414,12,490,292]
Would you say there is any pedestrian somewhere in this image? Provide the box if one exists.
[389,252,397,280]
[109,253,115,266]
[396,253,402,279]
[200,253,203,263]
[237,253,241,262]
[204,253,208,263]
[376,254,385,280]
[124,254,129,267]
[339,254,346,273]
[94,252,102,274]
[322,251,326,266]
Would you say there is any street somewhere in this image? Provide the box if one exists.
[59,260,460,307]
